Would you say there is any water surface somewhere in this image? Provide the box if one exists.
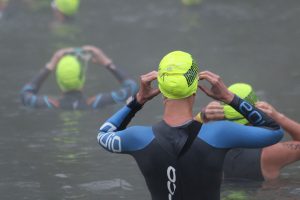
[0,0,299,199]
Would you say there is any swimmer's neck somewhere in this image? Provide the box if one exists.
[163,96,194,127]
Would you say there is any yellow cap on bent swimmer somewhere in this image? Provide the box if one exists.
[56,55,85,92]
[158,51,199,99]
[223,83,258,124]
[55,0,80,16]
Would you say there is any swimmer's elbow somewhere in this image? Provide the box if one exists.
[97,131,122,153]
[266,128,284,146]
[273,128,284,143]
[96,131,109,151]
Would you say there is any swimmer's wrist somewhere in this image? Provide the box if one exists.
[45,62,54,71]
[228,94,239,107]
[127,95,143,111]
[105,62,115,70]
[273,112,284,122]
[136,92,148,105]
[223,92,235,104]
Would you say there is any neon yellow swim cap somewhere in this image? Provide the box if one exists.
[223,83,258,124]
[56,55,85,92]
[157,51,199,99]
[55,0,80,16]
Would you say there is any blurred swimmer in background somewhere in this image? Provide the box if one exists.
[196,83,300,181]
[20,45,138,110]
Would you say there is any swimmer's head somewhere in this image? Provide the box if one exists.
[223,83,258,124]
[52,0,80,17]
[55,55,85,92]
[157,51,199,99]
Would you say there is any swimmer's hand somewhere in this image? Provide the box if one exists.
[136,71,160,105]
[82,45,112,66]
[256,101,281,120]
[198,71,234,104]
[202,101,225,122]
[46,48,74,71]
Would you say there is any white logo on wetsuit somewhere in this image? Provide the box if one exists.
[98,122,122,152]
[239,102,265,125]
[167,166,176,200]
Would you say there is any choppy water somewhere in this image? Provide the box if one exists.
[0,0,299,199]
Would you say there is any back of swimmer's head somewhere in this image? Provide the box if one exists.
[54,0,80,17]
[56,55,85,92]
[223,83,258,124]
[157,50,199,99]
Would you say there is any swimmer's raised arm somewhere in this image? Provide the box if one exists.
[19,48,74,108]
[97,71,160,153]
[85,46,138,109]
[46,48,74,71]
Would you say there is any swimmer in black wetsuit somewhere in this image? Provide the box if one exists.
[97,51,283,200]
[20,45,138,110]
[197,83,300,181]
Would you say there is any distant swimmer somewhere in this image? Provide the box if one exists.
[97,51,283,200]
[20,45,138,110]
[51,0,80,22]
[196,83,300,181]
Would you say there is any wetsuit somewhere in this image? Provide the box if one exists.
[20,65,138,110]
[223,148,264,181]
[97,96,283,200]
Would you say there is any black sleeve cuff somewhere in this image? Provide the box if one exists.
[228,94,240,108]
[126,96,143,112]
[117,96,143,130]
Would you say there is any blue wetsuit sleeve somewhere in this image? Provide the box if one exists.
[88,65,138,109]
[199,95,283,148]
[97,97,154,153]
[200,121,283,148]
[20,68,58,109]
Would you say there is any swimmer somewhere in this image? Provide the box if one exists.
[97,51,283,200]
[20,45,138,110]
[196,83,300,181]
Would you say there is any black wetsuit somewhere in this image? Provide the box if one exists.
[20,66,138,110]
[223,148,264,181]
[97,96,283,200]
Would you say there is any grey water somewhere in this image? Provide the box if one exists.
[0,0,299,199]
